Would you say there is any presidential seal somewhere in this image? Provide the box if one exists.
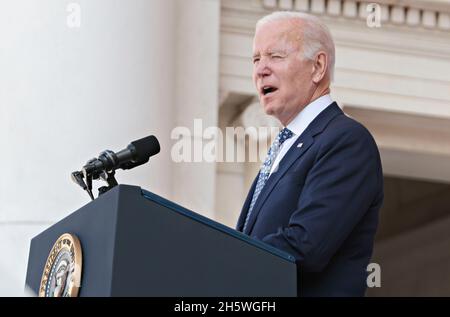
[39,233,82,297]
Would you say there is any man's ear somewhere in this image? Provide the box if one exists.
[312,51,328,84]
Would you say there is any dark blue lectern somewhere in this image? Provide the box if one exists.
[26,185,297,296]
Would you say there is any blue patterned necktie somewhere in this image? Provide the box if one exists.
[243,127,294,232]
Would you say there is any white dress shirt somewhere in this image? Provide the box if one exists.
[269,94,334,175]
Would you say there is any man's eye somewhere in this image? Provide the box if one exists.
[271,54,283,59]
[253,58,260,64]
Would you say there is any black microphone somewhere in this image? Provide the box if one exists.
[82,135,160,176]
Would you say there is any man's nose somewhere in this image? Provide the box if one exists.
[255,60,271,78]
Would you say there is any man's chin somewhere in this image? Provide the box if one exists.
[263,103,276,116]
[262,104,284,124]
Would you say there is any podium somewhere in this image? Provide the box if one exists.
[26,185,297,296]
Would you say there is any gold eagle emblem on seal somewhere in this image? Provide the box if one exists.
[39,233,82,297]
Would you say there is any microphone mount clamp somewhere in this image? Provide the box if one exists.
[71,150,119,201]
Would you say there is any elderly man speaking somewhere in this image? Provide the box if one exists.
[236,11,384,297]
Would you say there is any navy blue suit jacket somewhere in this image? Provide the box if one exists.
[236,103,383,297]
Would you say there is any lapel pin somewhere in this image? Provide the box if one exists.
[297,142,303,148]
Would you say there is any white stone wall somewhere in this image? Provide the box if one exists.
[172,0,221,218]
[0,0,222,296]
[0,0,178,295]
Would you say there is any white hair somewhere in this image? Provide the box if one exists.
[256,11,335,80]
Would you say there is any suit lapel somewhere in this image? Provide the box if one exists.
[243,103,343,235]
[243,134,314,235]
[236,175,258,231]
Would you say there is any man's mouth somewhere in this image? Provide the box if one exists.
[261,86,278,97]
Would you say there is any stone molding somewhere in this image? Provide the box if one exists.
[261,0,450,31]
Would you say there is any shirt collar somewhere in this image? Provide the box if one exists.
[286,94,333,137]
